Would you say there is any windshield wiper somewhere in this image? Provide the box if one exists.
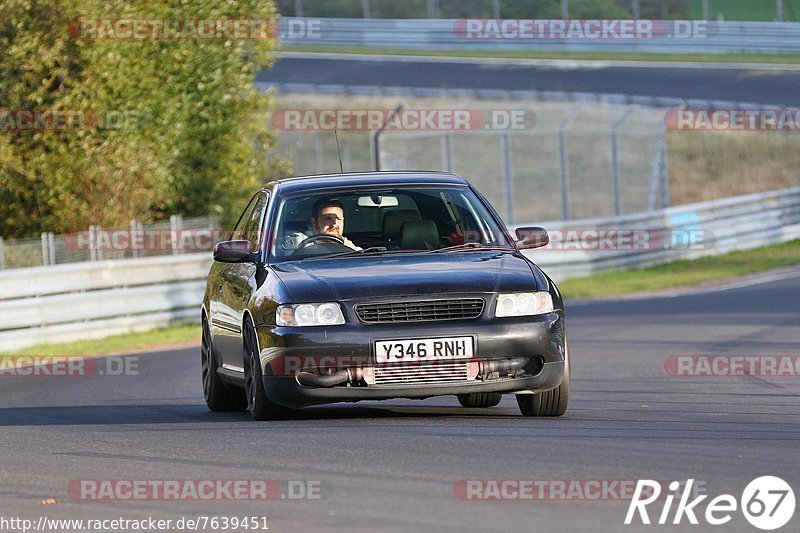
[318,246,388,259]
[430,243,515,253]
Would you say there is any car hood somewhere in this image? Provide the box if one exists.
[270,251,544,302]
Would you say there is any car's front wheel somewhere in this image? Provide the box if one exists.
[457,392,503,408]
[517,338,570,417]
[243,319,294,421]
[201,315,247,412]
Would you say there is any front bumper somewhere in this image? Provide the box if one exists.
[255,311,565,409]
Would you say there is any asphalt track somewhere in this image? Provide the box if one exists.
[1,268,798,532]
[258,53,800,106]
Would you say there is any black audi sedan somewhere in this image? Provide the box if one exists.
[202,171,569,420]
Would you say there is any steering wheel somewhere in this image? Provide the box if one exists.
[296,234,346,249]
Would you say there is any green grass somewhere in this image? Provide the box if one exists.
[559,239,800,299]
[3,323,199,359]
[281,44,800,65]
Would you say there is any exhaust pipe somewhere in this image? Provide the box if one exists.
[297,367,363,387]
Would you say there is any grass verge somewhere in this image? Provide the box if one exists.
[3,323,199,359]
[281,45,800,65]
[559,239,800,299]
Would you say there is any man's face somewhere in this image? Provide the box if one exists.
[312,205,345,237]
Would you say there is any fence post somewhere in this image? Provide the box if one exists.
[294,0,303,17]
[370,130,380,171]
[492,0,500,18]
[131,219,143,258]
[89,225,99,261]
[48,232,56,265]
[42,232,50,266]
[371,104,403,171]
[362,0,371,19]
[631,0,639,19]
[660,133,670,208]
[170,215,183,256]
[701,0,709,20]
[342,139,351,172]
[427,0,438,19]
[610,108,635,216]
[647,131,667,211]
[777,0,784,22]
[0,236,4,270]
[501,131,514,224]
[558,106,582,220]
[561,0,569,19]
[441,132,454,172]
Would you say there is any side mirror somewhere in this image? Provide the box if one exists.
[213,240,256,263]
[515,227,549,250]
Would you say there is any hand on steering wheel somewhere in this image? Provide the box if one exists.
[296,234,346,249]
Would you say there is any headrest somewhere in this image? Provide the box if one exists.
[382,209,421,239]
[400,220,439,250]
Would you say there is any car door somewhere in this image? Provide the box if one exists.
[209,194,257,348]
[214,192,269,371]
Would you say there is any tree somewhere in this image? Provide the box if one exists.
[0,0,288,237]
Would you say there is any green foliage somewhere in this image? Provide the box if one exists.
[564,0,633,18]
[0,0,289,238]
[639,0,688,19]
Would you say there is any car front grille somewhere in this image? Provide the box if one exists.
[354,298,485,324]
[373,361,469,385]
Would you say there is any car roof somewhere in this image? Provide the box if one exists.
[271,171,469,195]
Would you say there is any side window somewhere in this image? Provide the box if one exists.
[237,194,268,252]
[230,195,258,241]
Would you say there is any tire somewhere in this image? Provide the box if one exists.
[201,315,247,412]
[243,319,294,421]
[457,392,503,408]
[517,338,570,417]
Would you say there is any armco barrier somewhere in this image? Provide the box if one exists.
[0,254,212,351]
[279,18,800,55]
[1,188,799,351]
[520,187,800,280]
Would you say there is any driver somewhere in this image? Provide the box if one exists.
[309,198,361,250]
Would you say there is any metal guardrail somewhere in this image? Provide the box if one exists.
[522,187,800,280]
[279,18,800,54]
[0,255,211,351]
[1,187,799,351]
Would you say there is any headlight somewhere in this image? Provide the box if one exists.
[495,292,554,317]
[276,303,345,326]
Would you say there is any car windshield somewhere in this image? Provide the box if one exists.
[269,185,514,262]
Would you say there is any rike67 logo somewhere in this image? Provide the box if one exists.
[625,477,795,530]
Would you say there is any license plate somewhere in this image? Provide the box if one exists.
[375,337,474,363]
